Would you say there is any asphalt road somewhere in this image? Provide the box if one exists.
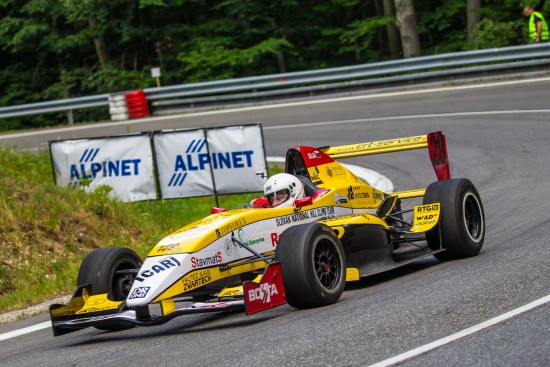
[1,78,549,366]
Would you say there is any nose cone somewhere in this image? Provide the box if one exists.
[126,254,186,307]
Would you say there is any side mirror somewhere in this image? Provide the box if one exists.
[294,196,313,208]
[211,207,226,214]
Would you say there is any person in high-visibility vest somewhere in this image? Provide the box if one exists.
[523,5,549,43]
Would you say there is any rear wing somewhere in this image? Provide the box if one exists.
[319,131,450,181]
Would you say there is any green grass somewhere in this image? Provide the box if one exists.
[0,147,282,312]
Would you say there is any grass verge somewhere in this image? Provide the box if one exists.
[0,147,281,313]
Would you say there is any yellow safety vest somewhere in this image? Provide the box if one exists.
[529,11,550,41]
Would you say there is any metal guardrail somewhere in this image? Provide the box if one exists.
[1,43,550,122]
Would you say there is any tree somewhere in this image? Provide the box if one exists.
[394,0,421,57]
[467,0,482,43]
[384,0,402,58]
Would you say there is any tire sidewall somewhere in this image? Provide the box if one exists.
[276,223,346,308]
[424,178,485,259]
[77,247,141,301]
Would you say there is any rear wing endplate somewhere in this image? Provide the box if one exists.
[319,131,450,181]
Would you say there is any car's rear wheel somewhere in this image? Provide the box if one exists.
[77,247,142,331]
[423,178,485,260]
[275,223,346,309]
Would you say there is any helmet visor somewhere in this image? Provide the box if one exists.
[266,189,290,207]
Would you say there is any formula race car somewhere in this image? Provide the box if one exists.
[50,131,485,336]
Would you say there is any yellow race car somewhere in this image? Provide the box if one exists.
[50,131,485,336]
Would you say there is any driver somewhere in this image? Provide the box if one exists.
[252,173,305,208]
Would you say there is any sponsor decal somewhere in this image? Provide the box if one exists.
[168,139,254,187]
[270,233,279,247]
[237,228,265,247]
[219,289,243,297]
[216,218,247,237]
[135,256,181,282]
[276,207,336,227]
[326,166,333,178]
[182,270,212,291]
[415,204,439,223]
[314,206,336,220]
[155,244,180,253]
[335,136,424,153]
[224,238,233,256]
[129,287,150,299]
[68,148,142,185]
[244,262,286,315]
[331,166,346,177]
[372,190,384,201]
[310,167,323,185]
[307,151,322,159]
[243,237,265,246]
[416,203,439,213]
[247,283,279,303]
[413,203,440,231]
[79,307,113,314]
[191,251,223,268]
[334,193,348,204]
[347,186,370,201]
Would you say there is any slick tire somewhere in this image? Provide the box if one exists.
[77,247,142,331]
[423,178,485,260]
[275,223,346,309]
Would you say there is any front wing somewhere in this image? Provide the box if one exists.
[50,263,285,336]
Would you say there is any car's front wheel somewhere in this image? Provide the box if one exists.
[423,178,485,260]
[275,223,346,309]
[77,247,142,331]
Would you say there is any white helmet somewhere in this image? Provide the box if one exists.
[264,173,305,208]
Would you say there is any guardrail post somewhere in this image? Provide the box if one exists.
[67,110,74,125]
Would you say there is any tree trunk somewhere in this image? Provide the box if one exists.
[394,0,421,58]
[384,0,402,58]
[467,0,482,43]
[88,17,110,69]
[269,18,287,73]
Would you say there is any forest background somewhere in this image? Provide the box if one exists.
[1,0,548,130]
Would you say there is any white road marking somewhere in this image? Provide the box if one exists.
[367,294,550,367]
[1,294,548,344]
[2,76,550,140]
[0,321,51,342]
[263,109,550,130]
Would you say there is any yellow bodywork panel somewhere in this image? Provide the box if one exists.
[411,203,441,233]
[218,274,262,298]
[320,135,428,159]
[161,299,176,315]
[218,285,244,298]
[390,188,426,199]
[346,268,360,281]
[153,260,267,302]
[50,292,122,317]
[323,213,389,229]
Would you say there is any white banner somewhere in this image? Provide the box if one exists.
[155,125,267,198]
[50,135,156,202]
[207,125,267,194]
[154,130,214,198]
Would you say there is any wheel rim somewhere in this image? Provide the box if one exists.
[313,235,342,293]
[463,192,484,244]
[112,260,140,300]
